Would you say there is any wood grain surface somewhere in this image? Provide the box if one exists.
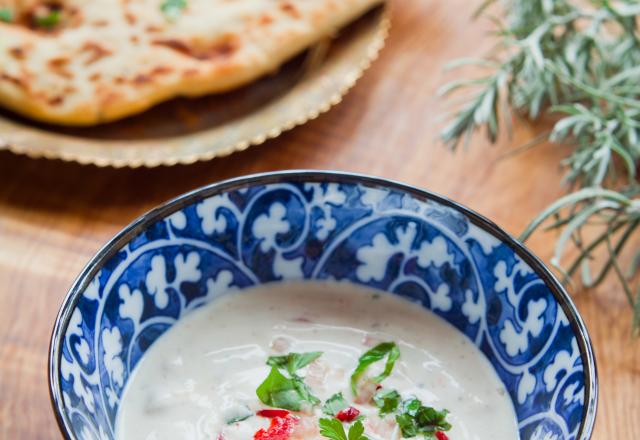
[0,1,638,438]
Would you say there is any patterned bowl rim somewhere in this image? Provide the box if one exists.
[48,170,598,440]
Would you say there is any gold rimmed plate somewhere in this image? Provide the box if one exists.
[0,5,389,168]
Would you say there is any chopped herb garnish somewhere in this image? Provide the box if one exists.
[0,8,12,23]
[161,0,187,21]
[350,342,400,394]
[402,398,422,415]
[34,9,61,28]
[226,413,251,424]
[224,404,253,424]
[256,351,323,411]
[373,388,401,415]
[225,412,252,424]
[256,346,452,439]
[395,398,451,438]
[256,366,320,411]
[267,351,322,377]
[323,392,349,416]
[319,418,369,440]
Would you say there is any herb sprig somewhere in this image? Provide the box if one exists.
[267,351,322,376]
[350,342,400,394]
[319,418,369,440]
[33,9,61,28]
[161,0,187,21]
[256,351,322,411]
[439,0,640,334]
[373,388,401,415]
[0,8,12,23]
[323,392,350,416]
[395,398,451,438]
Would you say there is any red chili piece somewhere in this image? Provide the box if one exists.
[256,409,291,418]
[254,414,298,440]
[336,407,361,422]
[435,432,449,440]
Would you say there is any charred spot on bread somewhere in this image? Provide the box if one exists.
[259,14,274,25]
[151,66,173,75]
[47,57,73,79]
[132,66,173,86]
[280,2,301,18]
[47,95,64,106]
[153,34,240,61]
[80,42,113,65]
[132,73,151,85]
[124,12,137,26]
[0,73,27,89]
[91,19,109,27]
[8,47,26,60]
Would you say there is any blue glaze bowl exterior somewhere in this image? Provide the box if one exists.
[49,171,597,440]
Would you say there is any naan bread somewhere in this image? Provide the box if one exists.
[0,0,382,125]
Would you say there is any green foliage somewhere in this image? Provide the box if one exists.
[323,392,350,416]
[257,351,323,410]
[34,9,61,28]
[440,0,640,334]
[161,0,187,20]
[267,351,323,376]
[350,342,400,394]
[394,398,451,438]
[256,367,312,411]
[0,8,13,23]
[373,388,401,415]
[319,418,369,440]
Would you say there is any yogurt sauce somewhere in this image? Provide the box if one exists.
[115,282,520,440]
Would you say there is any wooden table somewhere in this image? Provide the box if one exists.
[0,1,638,438]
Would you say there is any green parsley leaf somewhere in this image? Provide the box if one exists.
[415,406,451,431]
[319,418,348,440]
[292,374,321,406]
[256,366,306,411]
[161,0,187,21]
[267,351,322,377]
[256,350,321,411]
[350,342,400,395]
[322,392,349,416]
[402,398,421,416]
[0,8,13,23]
[395,398,451,438]
[373,388,401,415]
[34,9,60,28]
[395,413,418,437]
[319,418,369,440]
[347,420,368,440]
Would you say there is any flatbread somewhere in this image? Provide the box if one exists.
[0,0,382,125]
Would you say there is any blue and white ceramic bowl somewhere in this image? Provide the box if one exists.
[49,171,597,440]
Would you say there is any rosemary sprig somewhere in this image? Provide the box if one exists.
[440,0,640,334]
